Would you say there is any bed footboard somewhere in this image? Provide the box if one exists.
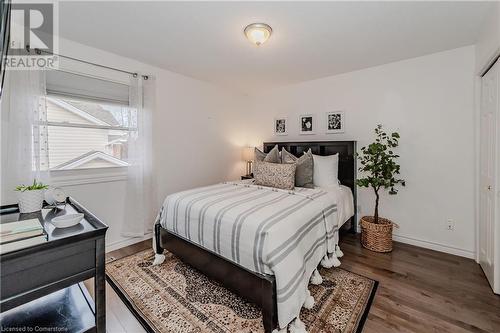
[155,223,278,332]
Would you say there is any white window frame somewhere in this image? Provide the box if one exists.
[41,95,136,186]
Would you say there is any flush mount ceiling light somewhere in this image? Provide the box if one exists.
[244,23,272,46]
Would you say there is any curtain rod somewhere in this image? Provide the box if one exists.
[30,46,149,80]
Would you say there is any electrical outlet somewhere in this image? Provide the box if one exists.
[446,219,455,231]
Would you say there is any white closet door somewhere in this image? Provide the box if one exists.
[479,59,499,293]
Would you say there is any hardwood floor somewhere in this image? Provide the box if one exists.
[339,235,500,333]
[100,234,500,333]
[85,241,152,333]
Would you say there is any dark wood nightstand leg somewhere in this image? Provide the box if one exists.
[95,238,106,332]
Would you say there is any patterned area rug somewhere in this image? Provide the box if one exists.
[106,250,377,333]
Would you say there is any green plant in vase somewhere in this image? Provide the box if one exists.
[15,179,49,213]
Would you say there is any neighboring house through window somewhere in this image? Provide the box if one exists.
[41,70,134,171]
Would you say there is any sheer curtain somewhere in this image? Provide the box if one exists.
[122,75,154,237]
[1,69,48,202]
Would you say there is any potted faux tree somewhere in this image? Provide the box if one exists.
[356,125,405,252]
[15,179,49,213]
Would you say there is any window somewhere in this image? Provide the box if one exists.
[40,70,135,171]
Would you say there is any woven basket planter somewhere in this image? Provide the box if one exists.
[360,216,394,253]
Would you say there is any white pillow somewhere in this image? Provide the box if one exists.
[312,153,339,188]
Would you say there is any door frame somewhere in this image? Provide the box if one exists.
[475,49,500,294]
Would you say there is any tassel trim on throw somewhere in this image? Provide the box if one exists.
[309,268,323,285]
[329,252,341,267]
[320,253,341,268]
[303,289,315,309]
[272,328,287,333]
[320,254,334,268]
[289,317,307,333]
[273,287,314,332]
[335,244,344,258]
[153,253,166,266]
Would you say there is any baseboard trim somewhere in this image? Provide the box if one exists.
[392,234,475,259]
[106,233,153,253]
[106,232,475,259]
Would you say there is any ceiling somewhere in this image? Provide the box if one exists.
[59,1,492,94]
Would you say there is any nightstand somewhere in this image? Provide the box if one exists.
[241,174,253,180]
[0,198,108,332]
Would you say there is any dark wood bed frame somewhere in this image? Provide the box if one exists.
[155,141,356,332]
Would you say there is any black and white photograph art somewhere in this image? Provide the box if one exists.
[274,117,288,135]
[326,111,345,134]
[299,114,314,135]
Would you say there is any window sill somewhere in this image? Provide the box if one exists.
[49,167,128,187]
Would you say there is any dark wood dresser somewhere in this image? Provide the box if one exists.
[0,197,108,333]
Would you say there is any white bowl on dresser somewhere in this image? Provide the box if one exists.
[51,213,84,228]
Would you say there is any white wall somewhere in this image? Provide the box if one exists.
[0,37,249,251]
[151,68,250,209]
[244,46,477,258]
[0,37,480,258]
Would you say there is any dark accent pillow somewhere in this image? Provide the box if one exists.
[254,145,280,163]
[253,161,296,190]
[281,149,314,188]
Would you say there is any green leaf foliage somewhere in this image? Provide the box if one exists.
[15,179,49,192]
[356,124,405,223]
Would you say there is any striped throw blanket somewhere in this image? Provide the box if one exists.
[158,182,339,328]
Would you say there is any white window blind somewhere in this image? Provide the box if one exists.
[41,71,136,171]
[46,70,130,105]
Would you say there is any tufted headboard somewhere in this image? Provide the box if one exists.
[263,141,357,232]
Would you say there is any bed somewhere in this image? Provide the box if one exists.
[154,141,356,332]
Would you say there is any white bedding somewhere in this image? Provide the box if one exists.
[156,180,354,329]
[319,184,355,228]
